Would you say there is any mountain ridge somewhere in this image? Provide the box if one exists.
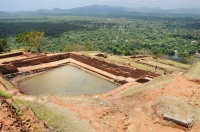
[1,5,200,15]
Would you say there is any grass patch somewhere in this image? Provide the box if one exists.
[12,104,23,116]
[18,100,67,131]
[80,51,101,56]
[15,99,94,132]
[184,61,200,81]
[155,58,190,69]
[106,55,161,72]
[0,90,12,98]
[121,75,174,97]
[82,52,189,74]
[0,76,14,90]
[140,59,186,73]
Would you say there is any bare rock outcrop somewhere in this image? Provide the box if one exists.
[0,98,28,132]
[152,95,199,129]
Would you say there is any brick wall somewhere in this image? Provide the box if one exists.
[70,53,159,79]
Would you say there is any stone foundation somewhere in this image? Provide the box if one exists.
[0,52,160,82]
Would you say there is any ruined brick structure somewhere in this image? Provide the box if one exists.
[0,52,159,80]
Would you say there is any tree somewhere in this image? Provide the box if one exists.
[0,39,8,53]
[124,50,132,56]
[16,31,44,53]
[167,49,175,56]
[16,32,31,51]
[29,31,45,53]
[188,49,196,55]
[180,53,195,64]
[63,44,85,52]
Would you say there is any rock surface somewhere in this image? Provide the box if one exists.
[0,98,28,132]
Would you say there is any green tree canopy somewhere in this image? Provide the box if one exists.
[188,49,196,55]
[0,39,8,53]
[16,31,44,53]
[167,49,175,56]
[64,44,85,52]
[63,42,96,52]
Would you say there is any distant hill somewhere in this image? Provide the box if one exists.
[165,8,200,15]
[1,5,200,15]
[68,5,128,14]
[34,8,70,15]
[0,11,6,14]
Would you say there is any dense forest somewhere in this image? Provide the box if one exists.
[0,13,200,63]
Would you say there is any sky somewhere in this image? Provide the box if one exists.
[0,0,200,11]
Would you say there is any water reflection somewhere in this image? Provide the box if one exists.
[163,54,181,62]
[163,54,200,63]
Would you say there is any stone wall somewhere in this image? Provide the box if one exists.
[0,52,160,79]
[4,53,70,67]
[2,55,46,64]
[130,55,148,59]
[0,52,23,59]
[70,53,159,79]
[0,64,19,75]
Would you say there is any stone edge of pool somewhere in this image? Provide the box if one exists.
[0,52,160,96]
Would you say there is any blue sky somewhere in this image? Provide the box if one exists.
[0,0,200,11]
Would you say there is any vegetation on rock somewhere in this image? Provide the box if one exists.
[15,31,44,53]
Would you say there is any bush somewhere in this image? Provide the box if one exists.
[0,39,9,53]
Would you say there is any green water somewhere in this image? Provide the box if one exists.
[163,54,200,63]
[19,65,117,96]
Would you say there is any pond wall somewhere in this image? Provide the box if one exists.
[70,53,159,79]
[0,52,160,80]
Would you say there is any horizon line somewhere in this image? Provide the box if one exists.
[1,4,200,13]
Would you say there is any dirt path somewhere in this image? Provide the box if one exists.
[2,75,200,132]
[0,83,6,91]
[40,98,96,132]
[118,75,200,132]
[129,75,200,107]
[101,81,141,99]
[40,74,200,132]
[45,95,132,132]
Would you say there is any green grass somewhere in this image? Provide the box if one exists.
[15,99,94,132]
[106,55,162,72]
[121,75,174,97]
[12,104,23,116]
[131,56,189,73]
[0,76,14,90]
[155,58,190,69]
[0,90,12,98]
[18,100,66,131]
[184,61,200,81]
[139,59,185,73]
